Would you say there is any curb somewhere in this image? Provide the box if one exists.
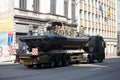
[105,56,120,59]
[0,60,16,66]
[0,63,18,66]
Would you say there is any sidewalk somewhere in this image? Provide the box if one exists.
[0,60,16,65]
[105,55,120,59]
[0,55,16,65]
[0,56,120,65]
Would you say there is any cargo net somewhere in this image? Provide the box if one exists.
[46,22,78,37]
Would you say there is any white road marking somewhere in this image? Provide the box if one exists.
[90,68,102,71]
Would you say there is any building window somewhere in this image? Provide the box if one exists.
[33,26,38,35]
[84,11,87,20]
[118,35,120,44]
[105,17,107,24]
[72,0,75,19]
[88,0,90,6]
[20,0,27,9]
[33,0,40,12]
[50,0,56,14]
[92,0,94,7]
[95,14,98,23]
[88,28,90,35]
[84,0,88,4]
[100,16,102,23]
[92,13,94,22]
[93,29,95,35]
[88,12,90,21]
[80,10,83,19]
[98,15,100,23]
[64,0,68,17]
[95,0,97,8]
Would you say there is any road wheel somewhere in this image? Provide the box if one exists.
[36,64,42,68]
[62,54,70,66]
[87,54,94,63]
[57,60,62,67]
[97,59,103,63]
[27,65,33,68]
[63,60,69,66]
[49,60,55,68]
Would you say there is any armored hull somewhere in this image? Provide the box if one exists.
[19,34,89,52]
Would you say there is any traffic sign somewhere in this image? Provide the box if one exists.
[8,32,13,37]
[0,47,3,57]
[9,47,14,55]
[32,48,38,55]
[8,37,13,43]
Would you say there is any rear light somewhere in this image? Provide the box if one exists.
[32,58,37,64]
[14,57,19,63]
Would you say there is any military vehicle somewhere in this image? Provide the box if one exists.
[15,21,106,68]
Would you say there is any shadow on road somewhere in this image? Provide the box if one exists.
[1,56,120,71]
[15,56,120,71]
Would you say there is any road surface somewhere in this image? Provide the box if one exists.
[0,57,120,80]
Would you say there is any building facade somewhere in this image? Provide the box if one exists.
[117,0,120,55]
[0,0,118,62]
[14,0,78,51]
[0,0,77,62]
[77,0,117,57]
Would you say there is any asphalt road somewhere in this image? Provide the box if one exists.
[0,57,120,80]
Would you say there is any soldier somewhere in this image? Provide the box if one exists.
[27,30,33,36]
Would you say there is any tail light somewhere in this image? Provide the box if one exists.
[32,58,37,64]
[14,57,19,63]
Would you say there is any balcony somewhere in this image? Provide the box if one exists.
[14,8,68,23]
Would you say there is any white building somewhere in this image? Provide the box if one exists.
[0,0,77,62]
[117,0,120,55]
[0,0,118,62]
[14,0,78,50]
[14,0,119,57]
[73,0,118,57]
